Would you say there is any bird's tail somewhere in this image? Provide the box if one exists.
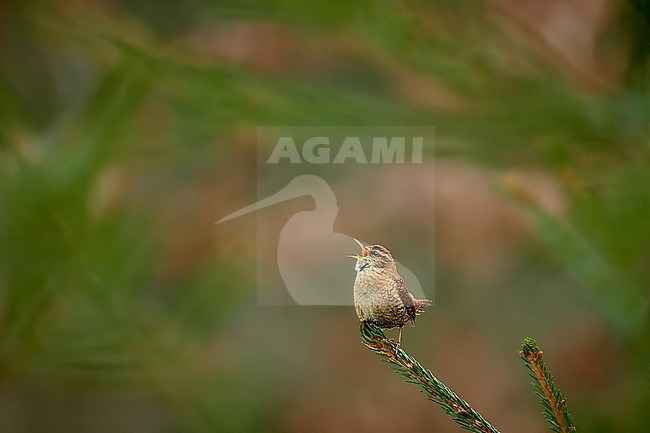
[414,299,432,314]
[410,298,432,326]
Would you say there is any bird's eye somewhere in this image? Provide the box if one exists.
[370,250,380,257]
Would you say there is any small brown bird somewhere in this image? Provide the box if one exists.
[349,238,431,347]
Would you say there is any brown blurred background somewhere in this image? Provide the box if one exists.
[0,0,648,432]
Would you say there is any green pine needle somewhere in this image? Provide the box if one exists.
[520,338,576,433]
[360,322,501,433]
[360,325,578,433]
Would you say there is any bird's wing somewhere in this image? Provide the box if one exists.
[395,278,417,325]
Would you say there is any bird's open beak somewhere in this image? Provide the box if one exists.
[347,238,369,259]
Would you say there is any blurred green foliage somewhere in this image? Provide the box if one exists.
[0,0,648,432]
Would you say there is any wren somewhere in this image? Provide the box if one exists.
[349,239,431,347]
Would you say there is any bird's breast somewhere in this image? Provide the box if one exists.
[353,269,409,327]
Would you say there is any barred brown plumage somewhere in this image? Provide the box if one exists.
[349,239,431,348]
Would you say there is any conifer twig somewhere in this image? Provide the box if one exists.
[520,338,576,433]
[360,322,500,433]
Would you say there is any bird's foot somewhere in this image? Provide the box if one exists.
[393,327,403,355]
[392,340,401,356]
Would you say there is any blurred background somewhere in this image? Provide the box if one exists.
[0,0,649,432]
